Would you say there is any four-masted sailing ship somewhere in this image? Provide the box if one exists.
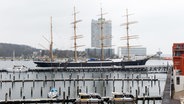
[34,8,150,68]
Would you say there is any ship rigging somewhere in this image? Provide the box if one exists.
[120,9,140,61]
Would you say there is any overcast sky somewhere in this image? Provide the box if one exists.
[0,0,184,55]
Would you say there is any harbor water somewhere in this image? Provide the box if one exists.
[0,59,172,104]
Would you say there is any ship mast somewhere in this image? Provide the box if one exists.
[74,6,77,62]
[125,9,130,61]
[98,6,110,60]
[100,7,104,61]
[121,9,138,61]
[71,6,83,62]
[50,16,54,61]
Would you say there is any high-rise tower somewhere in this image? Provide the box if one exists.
[91,18,112,48]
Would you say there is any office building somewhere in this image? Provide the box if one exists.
[118,47,147,57]
[91,18,112,47]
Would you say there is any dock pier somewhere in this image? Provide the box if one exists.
[27,65,170,72]
[0,64,174,104]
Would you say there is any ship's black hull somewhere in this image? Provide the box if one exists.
[34,58,149,67]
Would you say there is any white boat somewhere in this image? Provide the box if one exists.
[4,65,29,72]
[110,92,134,104]
[74,93,103,104]
[47,88,58,98]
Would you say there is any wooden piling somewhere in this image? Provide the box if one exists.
[148,87,149,96]
[153,98,155,104]
[86,86,88,93]
[36,74,38,79]
[95,87,97,93]
[83,78,85,86]
[67,96,69,104]
[13,76,15,81]
[136,90,138,104]
[53,74,55,79]
[158,80,160,86]
[93,79,95,87]
[130,86,132,94]
[104,86,106,96]
[64,79,65,88]
[92,73,94,78]
[138,86,140,95]
[31,87,33,97]
[113,78,115,87]
[22,80,24,87]
[103,79,105,87]
[154,75,156,85]
[40,87,43,97]
[77,75,79,85]
[74,79,76,87]
[43,80,45,87]
[122,79,124,90]
[159,85,161,95]
[0,80,2,89]
[20,87,22,97]
[53,79,55,87]
[27,74,29,79]
[77,86,79,96]
[61,73,63,78]
[9,88,11,98]
[121,86,124,92]
[68,87,70,97]
[69,74,72,85]
[59,87,61,96]
[5,93,7,103]
[132,77,134,87]
[83,73,85,79]
[33,80,35,88]
[142,79,143,87]
[113,86,115,92]
[11,80,13,89]
[143,93,145,104]
[62,91,65,104]
[106,75,108,84]
[145,86,147,95]
[19,73,20,79]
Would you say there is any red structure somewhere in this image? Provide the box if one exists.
[173,43,184,75]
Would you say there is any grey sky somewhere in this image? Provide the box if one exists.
[0,0,184,55]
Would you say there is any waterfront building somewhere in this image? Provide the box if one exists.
[118,47,147,57]
[86,18,114,59]
[85,48,115,59]
[173,43,184,91]
[91,18,112,48]
[172,43,184,101]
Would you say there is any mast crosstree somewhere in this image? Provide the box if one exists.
[121,9,140,61]
[71,6,84,62]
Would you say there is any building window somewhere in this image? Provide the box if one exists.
[176,77,180,85]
